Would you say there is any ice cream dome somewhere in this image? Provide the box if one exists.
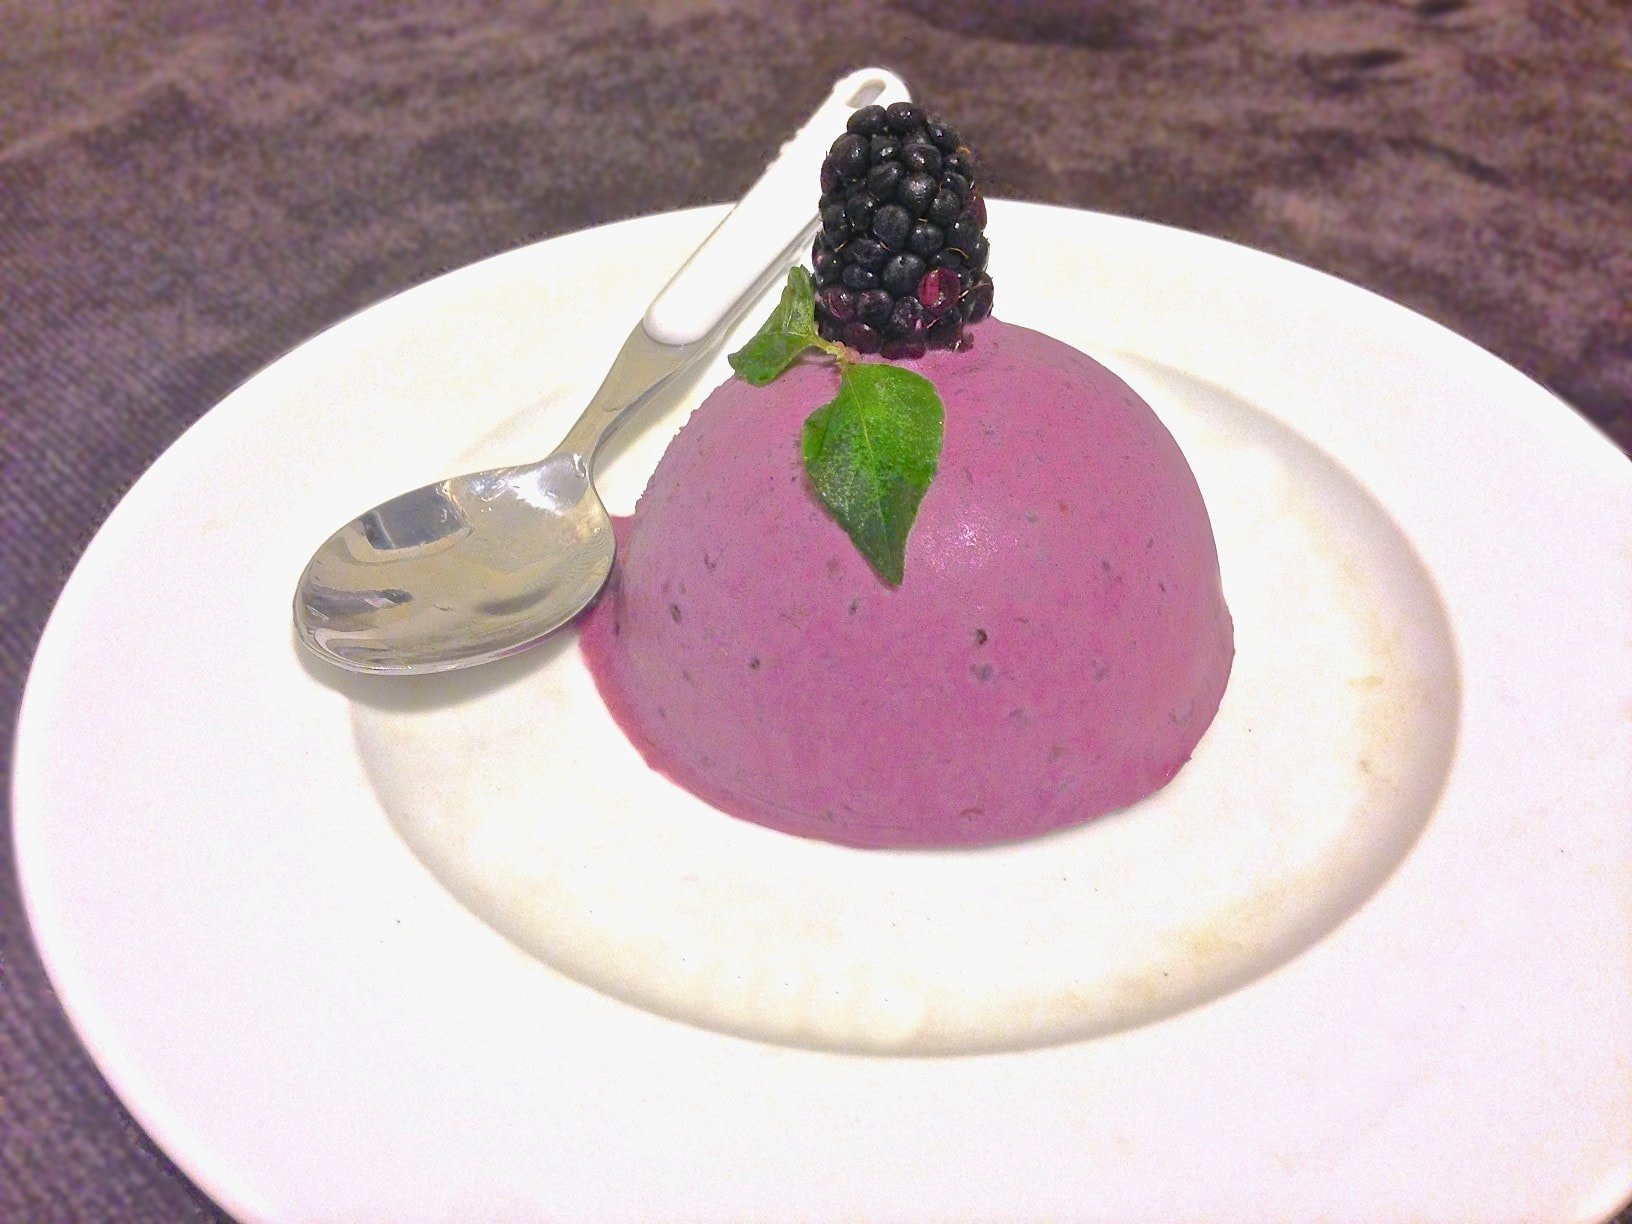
[579,103,1233,849]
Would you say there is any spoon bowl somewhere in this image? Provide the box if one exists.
[297,453,613,673]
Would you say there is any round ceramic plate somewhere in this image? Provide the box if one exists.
[15,203,1632,1222]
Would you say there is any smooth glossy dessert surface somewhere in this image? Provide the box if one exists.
[580,318,1234,847]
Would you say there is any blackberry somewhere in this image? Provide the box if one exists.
[813,105,992,354]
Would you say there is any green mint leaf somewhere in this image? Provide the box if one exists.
[801,363,944,586]
[727,266,821,386]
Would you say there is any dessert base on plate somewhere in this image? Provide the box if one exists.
[355,349,1458,1054]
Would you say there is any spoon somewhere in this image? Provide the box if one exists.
[294,68,910,675]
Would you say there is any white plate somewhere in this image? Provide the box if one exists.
[15,202,1632,1222]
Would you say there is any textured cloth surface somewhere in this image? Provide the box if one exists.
[3,2,1628,1219]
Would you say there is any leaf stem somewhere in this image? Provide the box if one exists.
[814,336,853,369]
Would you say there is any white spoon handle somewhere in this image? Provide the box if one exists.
[640,66,912,347]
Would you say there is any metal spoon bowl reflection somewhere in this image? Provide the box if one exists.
[296,325,725,674]
[292,68,909,675]
[297,438,612,675]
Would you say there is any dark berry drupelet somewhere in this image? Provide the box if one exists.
[814,104,993,355]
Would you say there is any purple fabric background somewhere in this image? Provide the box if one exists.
[3,2,1628,1218]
